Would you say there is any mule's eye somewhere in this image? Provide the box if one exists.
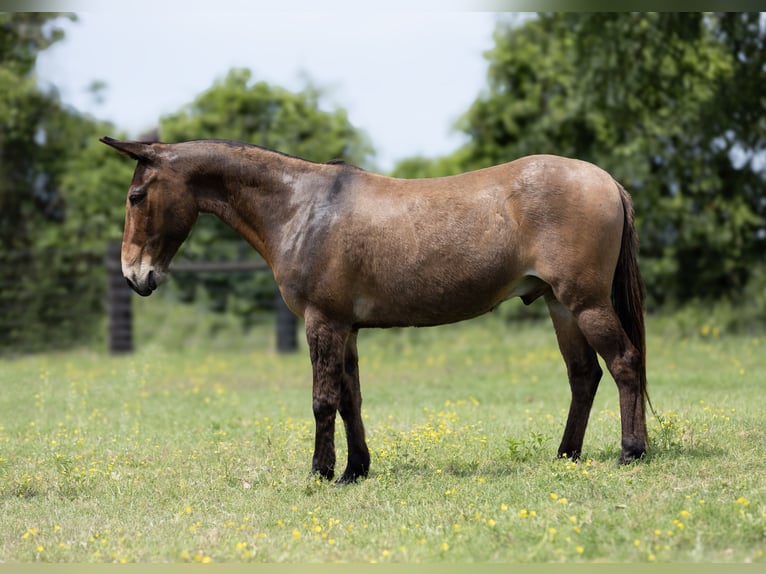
[129,191,147,206]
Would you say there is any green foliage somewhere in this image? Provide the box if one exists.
[389,150,469,179]
[506,431,552,463]
[161,68,372,165]
[555,13,765,305]
[400,13,766,311]
[0,13,116,353]
[157,68,374,323]
[0,13,75,247]
[56,132,135,250]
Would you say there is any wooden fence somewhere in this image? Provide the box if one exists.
[105,241,298,354]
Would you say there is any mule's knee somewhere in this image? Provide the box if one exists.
[313,396,338,420]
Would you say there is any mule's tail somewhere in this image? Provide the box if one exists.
[612,180,653,415]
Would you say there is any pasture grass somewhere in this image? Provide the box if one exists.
[0,299,764,563]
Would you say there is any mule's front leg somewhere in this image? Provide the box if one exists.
[306,312,348,481]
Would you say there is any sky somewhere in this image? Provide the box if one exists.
[36,10,507,172]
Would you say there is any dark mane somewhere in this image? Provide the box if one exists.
[183,139,363,171]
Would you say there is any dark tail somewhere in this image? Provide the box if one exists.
[612,180,653,415]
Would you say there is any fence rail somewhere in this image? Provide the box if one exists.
[170,260,271,273]
[1,244,104,354]
[105,241,297,355]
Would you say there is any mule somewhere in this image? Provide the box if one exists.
[101,136,650,483]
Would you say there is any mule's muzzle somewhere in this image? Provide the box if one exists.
[125,269,160,297]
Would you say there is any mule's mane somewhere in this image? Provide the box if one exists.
[178,138,362,170]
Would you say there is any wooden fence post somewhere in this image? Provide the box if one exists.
[106,241,133,354]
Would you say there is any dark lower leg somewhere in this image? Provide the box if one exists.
[312,400,337,480]
[558,364,602,460]
[337,331,370,483]
[617,379,648,463]
[547,296,602,460]
[575,306,648,464]
[306,314,347,481]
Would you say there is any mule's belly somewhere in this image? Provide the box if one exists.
[350,267,545,328]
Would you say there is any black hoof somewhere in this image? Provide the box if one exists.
[557,449,581,462]
[335,473,360,485]
[312,465,335,482]
[619,440,647,465]
[335,463,369,485]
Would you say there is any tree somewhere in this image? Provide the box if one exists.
[0,13,118,353]
[450,13,766,308]
[389,150,469,179]
[157,68,374,323]
[0,13,74,248]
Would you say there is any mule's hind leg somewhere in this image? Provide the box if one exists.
[337,330,371,484]
[574,304,648,464]
[545,293,603,461]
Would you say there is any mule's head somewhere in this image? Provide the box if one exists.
[101,137,199,296]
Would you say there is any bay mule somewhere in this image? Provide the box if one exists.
[101,136,650,483]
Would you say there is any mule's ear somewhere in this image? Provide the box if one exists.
[100,137,157,162]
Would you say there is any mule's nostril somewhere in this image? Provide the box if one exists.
[147,270,157,291]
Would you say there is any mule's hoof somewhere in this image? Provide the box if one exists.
[335,466,369,485]
[335,473,360,485]
[557,449,581,462]
[618,452,644,465]
[311,466,335,482]
[619,441,647,465]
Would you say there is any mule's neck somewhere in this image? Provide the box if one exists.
[176,141,342,271]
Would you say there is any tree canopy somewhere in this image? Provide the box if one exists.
[0,13,75,249]
[410,13,765,308]
[0,13,119,352]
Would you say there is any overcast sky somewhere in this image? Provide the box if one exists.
[36,10,507,171]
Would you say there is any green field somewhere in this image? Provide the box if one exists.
[0,300,764,563]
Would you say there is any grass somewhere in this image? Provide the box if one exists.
[0,297,764,563]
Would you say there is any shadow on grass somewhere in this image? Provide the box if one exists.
[369,440,729,482]
[586,442,727,465]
